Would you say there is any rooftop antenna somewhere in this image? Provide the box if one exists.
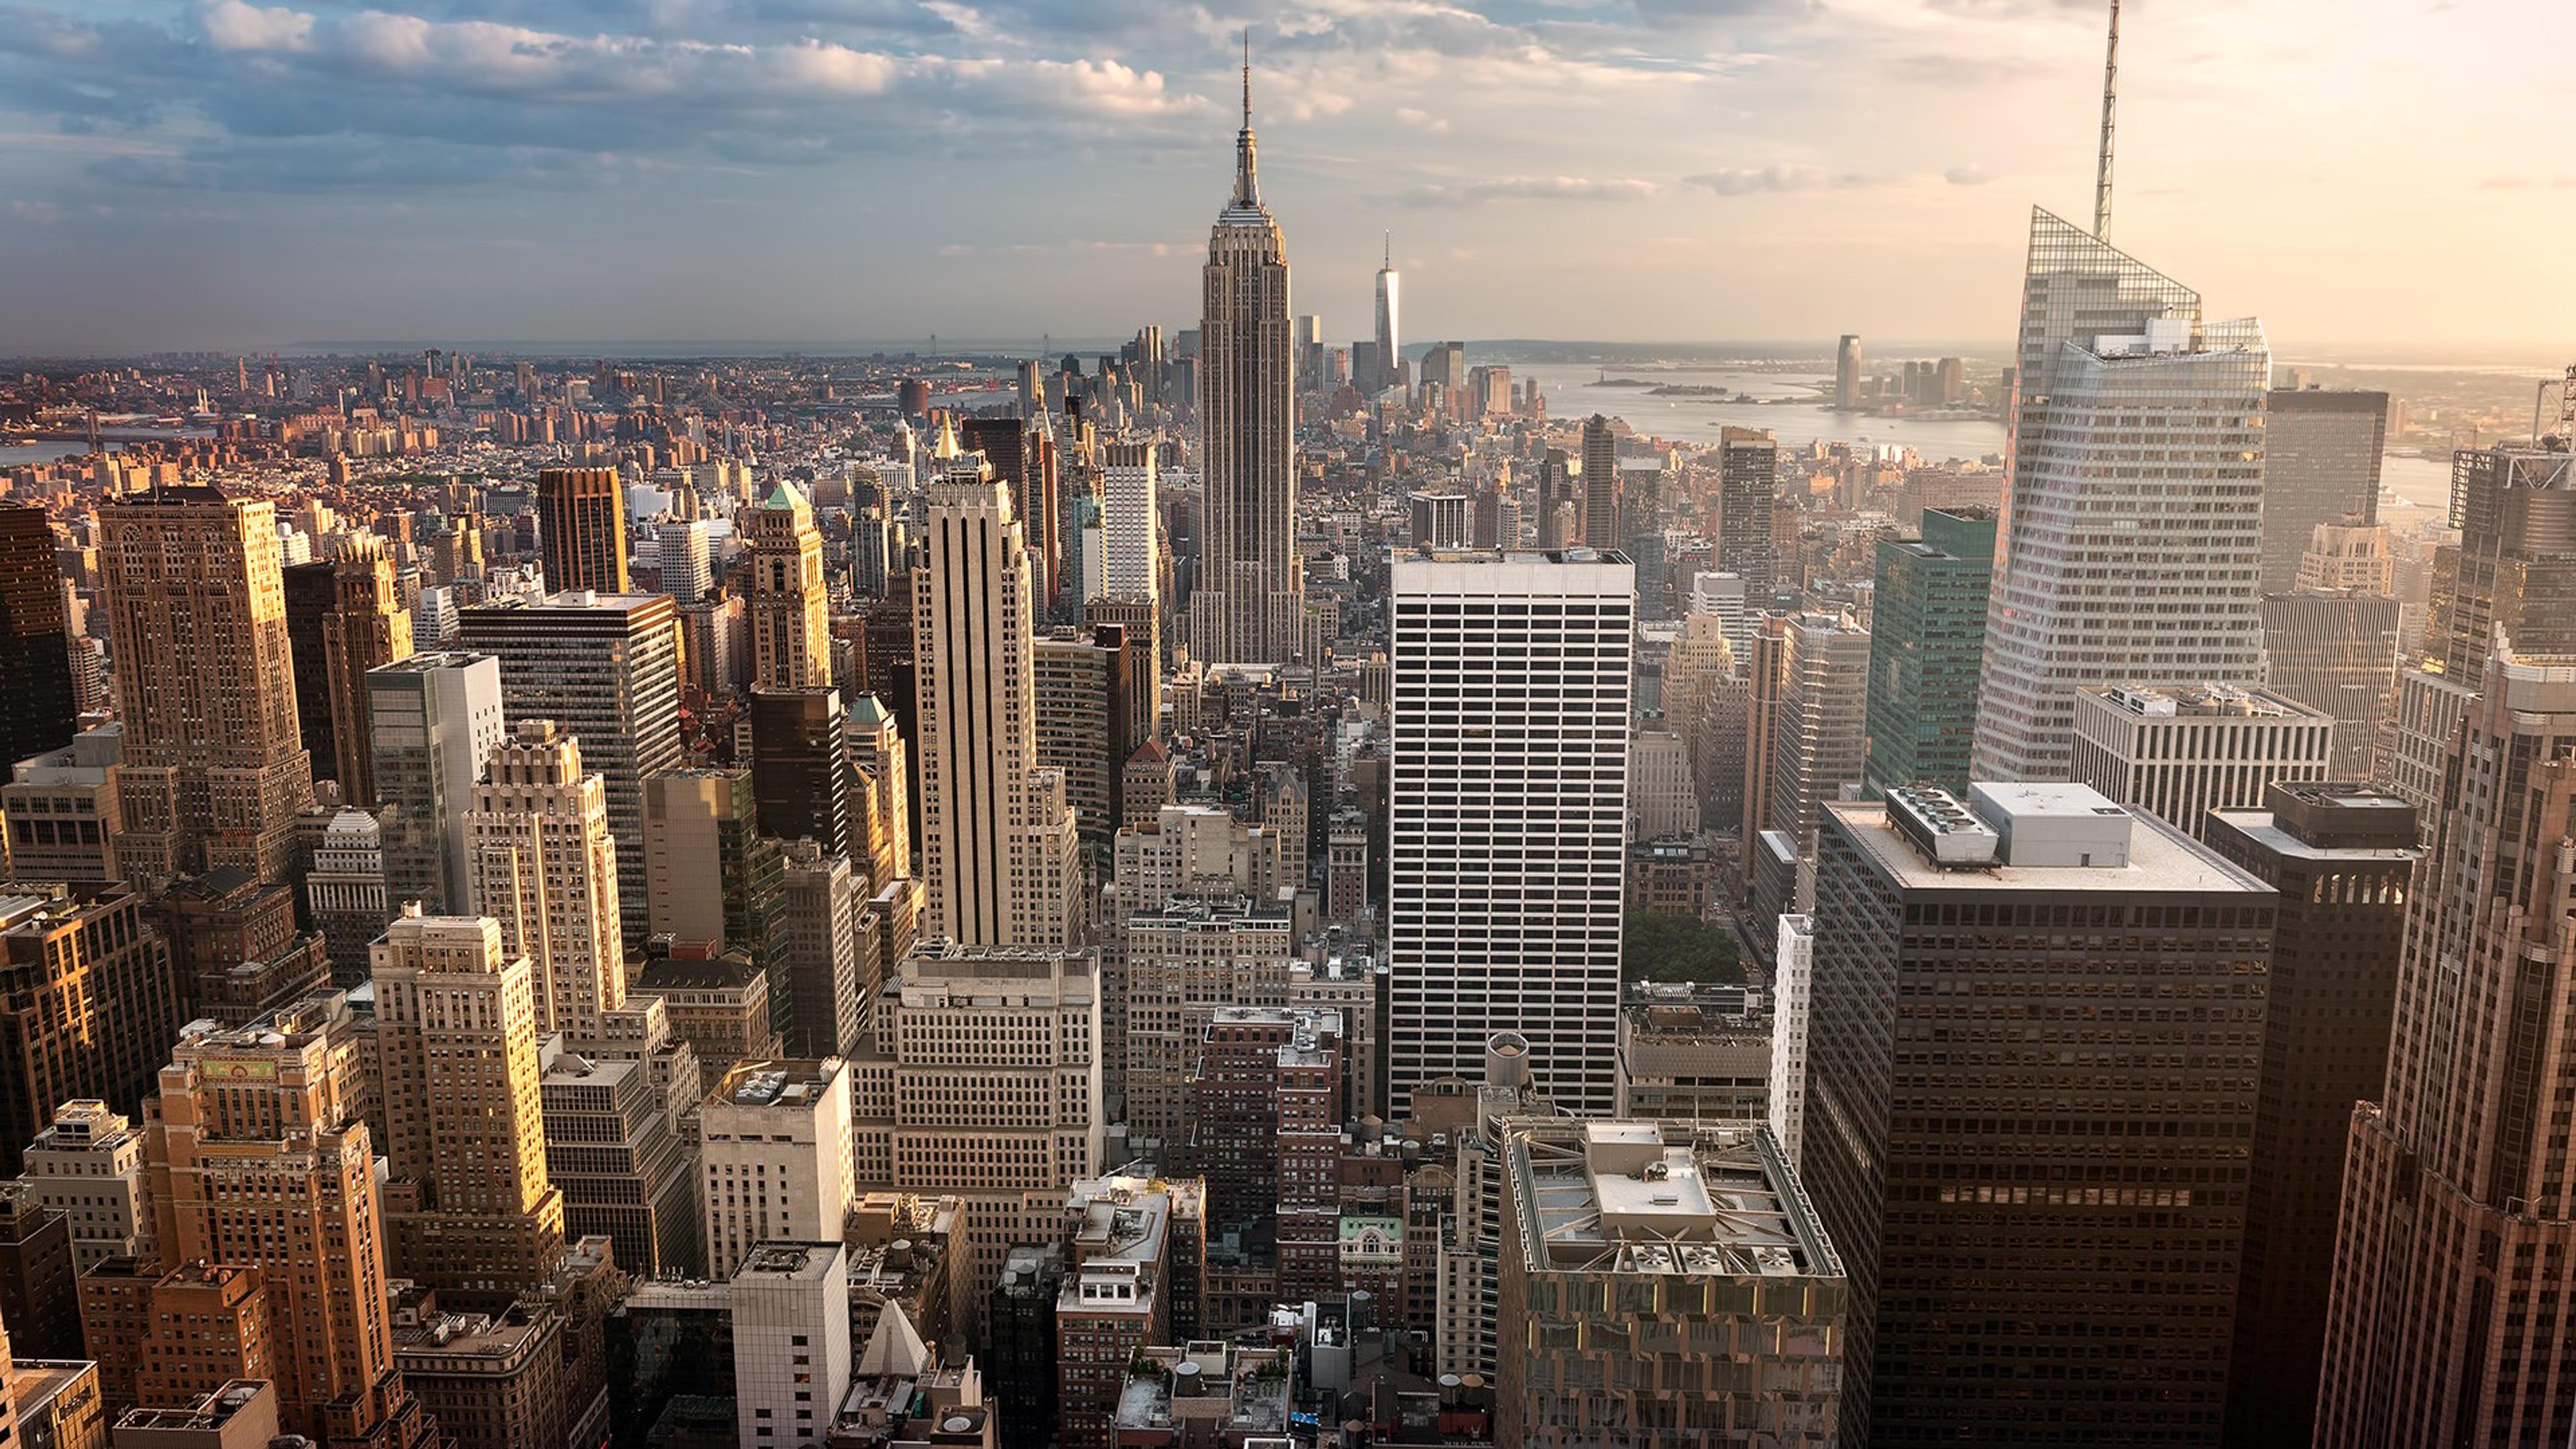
[1242,30,1252,131]
[2093,0,2120,239]
[1383,231,1391,269]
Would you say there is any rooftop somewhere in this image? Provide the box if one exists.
[735,1240,845,1283]
[1828,790,2267,896]
[2083,682,2329,722]
[1503,1120,1841,1283]
[710,1058,843,1109]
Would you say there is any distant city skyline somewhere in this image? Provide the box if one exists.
[0,0,2568,355]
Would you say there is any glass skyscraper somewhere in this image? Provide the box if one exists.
[1862,506,1994,796]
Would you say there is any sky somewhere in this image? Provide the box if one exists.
[0,0,2569,358]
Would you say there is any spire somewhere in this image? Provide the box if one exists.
[1383,231,1391,270]
[1231,29,1260,209]
[2093,0,2119,239]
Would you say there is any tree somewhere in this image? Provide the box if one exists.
[1622,909,1743,985]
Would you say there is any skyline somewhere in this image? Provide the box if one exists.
[0,0,2568,356]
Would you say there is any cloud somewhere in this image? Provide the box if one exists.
[1683,163,1874,195]
[1393,106,1449,133]
[1397,174,1660,207]
[1944,163,1992,185]
[201,0,315,52]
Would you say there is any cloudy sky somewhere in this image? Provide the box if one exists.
[1,0,2567,356]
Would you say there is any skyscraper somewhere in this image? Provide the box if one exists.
[1973,211,2269,782]
[467,720,626,1046]
[1804,783,2270,1446]
[1187,54,1303,666]
[2318,645,2576,1447]
[1389,550,1633,1116]
[1716,427,1779,606]
[1833,334,1863,409]
[747,480,832,692]
[98,486,314,885]
[750,686,853,859]
[2425,437,2576,680]
[1096,441,1160,605]
[2261,587,2400,780]
[0,507,75,770]
[1373,233,1401,397]
[372,911,567,1311]
[0,883,182,1176]
[321,535,414,805]
[2205,783,2417,1449]
[460,590,682,942]
[2070,682,2334,841]
[1764,612,1871,868]
[1862,506,1994,796]
[2259,389,2387,593]
[912,453,1084,948]
[1579,415,1617,548]
[537,466,630,594]
[147,996,437,1447]
[368,651,506,914]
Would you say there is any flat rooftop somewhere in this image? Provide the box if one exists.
[1504,1121,1839,1283]
[713,1059,840,1108]
[1827,796,2268,896]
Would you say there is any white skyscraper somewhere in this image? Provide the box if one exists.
[698,1058,855,1279]
[1973,209,2270,782]
[1389,549,1634,1116]
[1097,440,1160,604]
[466,718,626,1045]
[1374,232,1401,396]
[912,452,1084,948]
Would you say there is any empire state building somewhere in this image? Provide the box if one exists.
[1189,50,1305,665]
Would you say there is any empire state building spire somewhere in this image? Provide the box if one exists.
[1232,32,1260,210]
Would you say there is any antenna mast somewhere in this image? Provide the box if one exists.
[2093,0,2120,239]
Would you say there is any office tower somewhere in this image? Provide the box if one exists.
[632,943,778,1092]
[372,912,566,1310]
[2070,683,2333,839]
[1374,233,1401,395]
[1768,914,1814,1169]
[161,868,328,1025]
[146,997,436,1447]
[1611,987,1763,1122]
[1122,896,1297,1148]
[1765,612,1870,867]
[697,1057,854,1278]
[729,1241,853,1449]
[1389,551,1633,1116]
[394,1304,573,1449]
[466,720,625,1044]
[1973,211,2270,782]
[2426,439,2576,680]
[1192,1006,1341,1301]
[961,417,1057,615]
[1804,783,2270,1446]
[541,1046,698,1277]
[655,519,712,606]
[1833,334,1863,409]
[1031,631,1125,848]
[1101,802,1284,1113]
[460,590,682,941]
[305,807,388,983]
[321,537,414,804]
[2294,517,2397,594]
[99,486,314,885]
[537,466,630,594]
[1079,598,1159,749]
[1,724,120,883]
[2260,389,2387,593]
[17,1100,150,1271]
[1534,448,1573,549]
[846,694,912,884]
[1326,810,1366,926]
[677,595,749,696]
[1579,415,1618,548]
[1863,507,1994,796]
[283,559,339,784]
[1495,1121,1844,1447]
[749,686,852,859]
[849,943,1105,1292]
[1628,729,1699,841]
[368,651,505,914]
[1406,491,1469,551]
[0,508,74,770]
[642,765,782,959]
[2259,590,2400,779]
[0,1185,76,1359]
[1717,427,1779,605]
[2318,645,2576,1448]
[0,883,182,1175]
[911,455,1083,948]
[2203,783,2416,1448]
[775,840,863,1059]
[1188,62,1303,667]
[1096,441,1160,604]
[747,481,831,691]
